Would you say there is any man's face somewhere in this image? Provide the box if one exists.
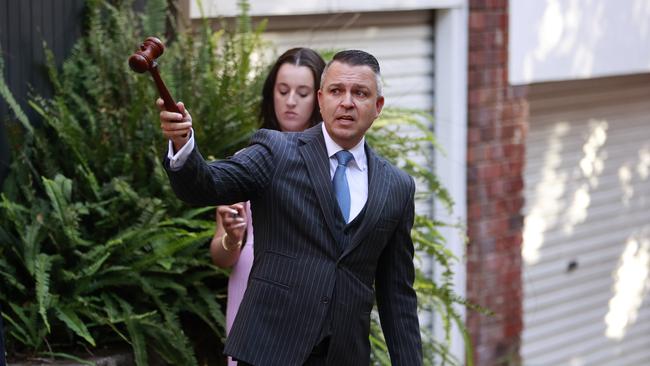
[318,61,384,149]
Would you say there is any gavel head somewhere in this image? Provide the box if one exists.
[128,37,165,73]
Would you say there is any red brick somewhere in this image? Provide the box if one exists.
[469,13,486,29]
[480,0,506,9]
[484,12,506,28]
[470,0,488,11]
[469,106,500,127]
[487,217,510,237]
[469,33,485,51]
[468,128,482,144]
[468,89,483,106]
[478,31,506,50]
[468,145,490,164]
[489,144,505,160]
[480,125,497,142]
[468,203,482,220]
[508,176,524,192]
[509,196,525,212]
[507,161,524,175]
[469,50,487,66]
[504,143,524,158]
[476,162,503,180]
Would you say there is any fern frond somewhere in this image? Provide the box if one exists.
[42,174,90,246]
[21,222,45,276]
[194,282,226,335]
[130,229,214,270]
[0,267,27,293]
[140,318,199,366]
[117,298,148,366]
[54,306,96,346]
[0,46,33,134]
[7,302,44,349]
[35,253,53,332]
[80,251,112,278]
[2,310,32,346]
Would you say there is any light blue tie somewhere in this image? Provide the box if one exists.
[333,150,354,222]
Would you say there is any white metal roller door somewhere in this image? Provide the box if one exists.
[521,74,650,366]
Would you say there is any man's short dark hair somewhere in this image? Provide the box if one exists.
[321,50,383,96]
[330,50,381,75]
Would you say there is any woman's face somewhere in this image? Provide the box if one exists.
[273,63,317,132]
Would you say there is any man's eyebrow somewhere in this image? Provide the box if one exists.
[326,82,372,89]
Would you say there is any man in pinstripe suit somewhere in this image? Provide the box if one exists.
[160,50,422,365]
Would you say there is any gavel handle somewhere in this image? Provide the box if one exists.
[149,62,187,138]
[149,62,181,114]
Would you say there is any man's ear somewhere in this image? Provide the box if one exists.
[317,89,324,111]
[375,95,385,117]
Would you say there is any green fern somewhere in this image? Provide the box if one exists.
[0,45,33,134]
[2,306,35,347]
[369,110,470,365]
[54,306,96,346]
[34,253,53,332]
[122,309,148,366]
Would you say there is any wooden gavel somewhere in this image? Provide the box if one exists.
[128,37,181,115]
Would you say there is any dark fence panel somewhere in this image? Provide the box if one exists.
[0,0,150,187]
[0,0,86,122]
[0,0,86,186]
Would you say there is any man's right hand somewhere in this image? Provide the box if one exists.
[157,98,192,152]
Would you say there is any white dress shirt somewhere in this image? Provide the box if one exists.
[321,124,368,223]
[167,129,195,171]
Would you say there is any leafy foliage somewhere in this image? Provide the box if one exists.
[0,0,260,364]
[0,0,469,365]
[368,110,470,365]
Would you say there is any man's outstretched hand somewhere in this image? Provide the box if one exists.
[157,97,192,152]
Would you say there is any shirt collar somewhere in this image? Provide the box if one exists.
[321,123,367,171]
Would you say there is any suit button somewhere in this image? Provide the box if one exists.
[321,296,330,304]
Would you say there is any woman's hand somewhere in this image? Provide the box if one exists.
[210,203,247,268]
[217,203,247,248]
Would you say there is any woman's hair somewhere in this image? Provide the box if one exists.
[260,47,326,130]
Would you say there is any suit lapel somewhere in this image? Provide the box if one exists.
[341,145,389,258]
[298,124,344,243]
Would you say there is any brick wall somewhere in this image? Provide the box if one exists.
[466,0,528,365]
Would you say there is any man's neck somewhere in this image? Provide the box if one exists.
[321,124,364,154]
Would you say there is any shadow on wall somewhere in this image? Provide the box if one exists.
[521,78,650,364]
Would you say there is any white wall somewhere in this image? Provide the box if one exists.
[509,0,650,85]
[189,0,462,18]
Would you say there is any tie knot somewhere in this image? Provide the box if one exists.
[335,150,353,167]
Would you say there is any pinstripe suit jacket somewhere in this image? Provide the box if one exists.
[165,123,422,365]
